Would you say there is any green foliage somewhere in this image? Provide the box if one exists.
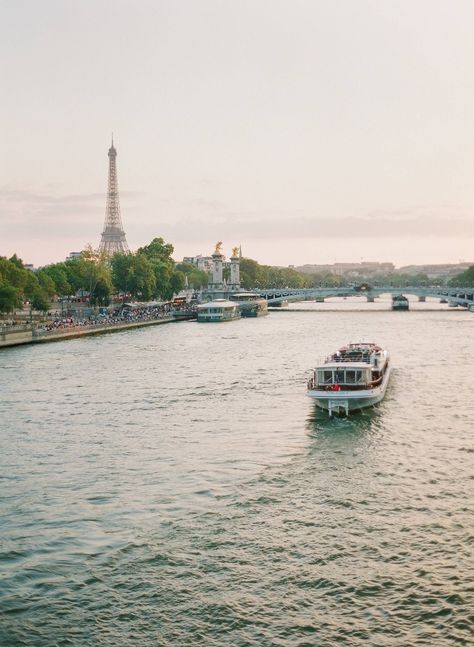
[36,272,56,298]
[137,237,174,263]
[0,256,28,291]
[8,254,25,270]
[111,253,132,294]
[129,255,156,300]
[240,258,314,289]
[364,272,431,288]
[0,256,32,314]
[448,266,474,287]
[23,271,41,300]
[64,247,113,304]
[0,285,23,314]
[170,270,185,297]
[31,289,50,312]
[64,259,85,293]
[175,263,208,289]
[135,238,177,299]
[111,253,156,300]
[40,264,72,296]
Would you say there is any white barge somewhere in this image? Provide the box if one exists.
[307,342,390,416]
[197,299,240,322]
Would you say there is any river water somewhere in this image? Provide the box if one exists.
[1,300,473,646]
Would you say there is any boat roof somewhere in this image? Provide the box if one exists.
[197,299,238,308]
[342,342,379,349]
[317,362,372,369]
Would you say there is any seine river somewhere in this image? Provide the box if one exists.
[1,299,473,646]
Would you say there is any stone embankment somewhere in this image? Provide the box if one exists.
[0,315,193,349]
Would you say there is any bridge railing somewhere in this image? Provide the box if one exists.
[255,286,474,302]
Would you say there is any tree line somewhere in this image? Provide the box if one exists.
[2,239,473,316]
[238,258,444,290]
[0,238,208,315]
[447,266,474,287]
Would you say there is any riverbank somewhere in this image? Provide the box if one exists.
[0,315,193,349]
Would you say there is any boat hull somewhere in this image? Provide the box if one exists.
[307,365,391,415]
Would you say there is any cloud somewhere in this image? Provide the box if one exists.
[0,187,145,238]
[146,206,474,241]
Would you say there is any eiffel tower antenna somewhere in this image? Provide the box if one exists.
[99,137,129,254]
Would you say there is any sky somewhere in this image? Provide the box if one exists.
[1,0,474,268]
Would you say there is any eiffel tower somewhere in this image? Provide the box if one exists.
[99,136,129,254]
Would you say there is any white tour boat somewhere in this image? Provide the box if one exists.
[307,342,391,416]
[197,299,241,322]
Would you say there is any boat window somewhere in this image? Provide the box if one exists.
[355,370,363,383]
[323,370,333,384]
[335,370,344,383]
[345,370,356,383]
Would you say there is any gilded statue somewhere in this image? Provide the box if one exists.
[232,246,240,257]
[214,241,223,254]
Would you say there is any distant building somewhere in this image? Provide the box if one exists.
[182,254,214,272]
[296,262,395,276]
[398,263,474,279]
[66,252,82,262]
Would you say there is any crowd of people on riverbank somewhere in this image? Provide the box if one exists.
[37,303,177,332]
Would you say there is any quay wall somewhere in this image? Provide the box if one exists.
[0,316,192,349]
[0,325,34,347]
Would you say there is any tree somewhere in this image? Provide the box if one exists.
[8,254,25,269]
[31,288,50,313]
[240,258,261,289]
[67,246,112,304]
[111,253,132,295]
[0,256,28,293]
[40,263,72,297]
[111,253,156,300]
[128,254,156,300]
[90,271,113,305]
[448,266,474,287]
[137,237,174,263]
[175,263,208,289]
[152,260,173,299]
[0,285,22,315]
[170,270,185,296]
[36,272,56,299]
[138,237,176,299]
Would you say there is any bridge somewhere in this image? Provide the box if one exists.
[254,286,474,307]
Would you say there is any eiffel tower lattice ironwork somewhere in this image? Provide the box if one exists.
[99,137,129,254]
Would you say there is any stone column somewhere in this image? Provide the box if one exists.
[211,252,224,287]
[230,253,240,289]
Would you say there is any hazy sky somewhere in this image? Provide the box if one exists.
[2,0,474,268]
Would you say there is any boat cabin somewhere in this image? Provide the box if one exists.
[312,342,388,391]
[316,365,372,387]
[197,299,240,322]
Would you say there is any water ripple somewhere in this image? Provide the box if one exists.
[0,310,473,645]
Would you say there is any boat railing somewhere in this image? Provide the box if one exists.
[310,382,374,391]
[325,354,372,364]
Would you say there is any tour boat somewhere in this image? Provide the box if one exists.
[229,292,268,317]
[391,295,409,311]
[196,299,240,322]
[307,342,391,416]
